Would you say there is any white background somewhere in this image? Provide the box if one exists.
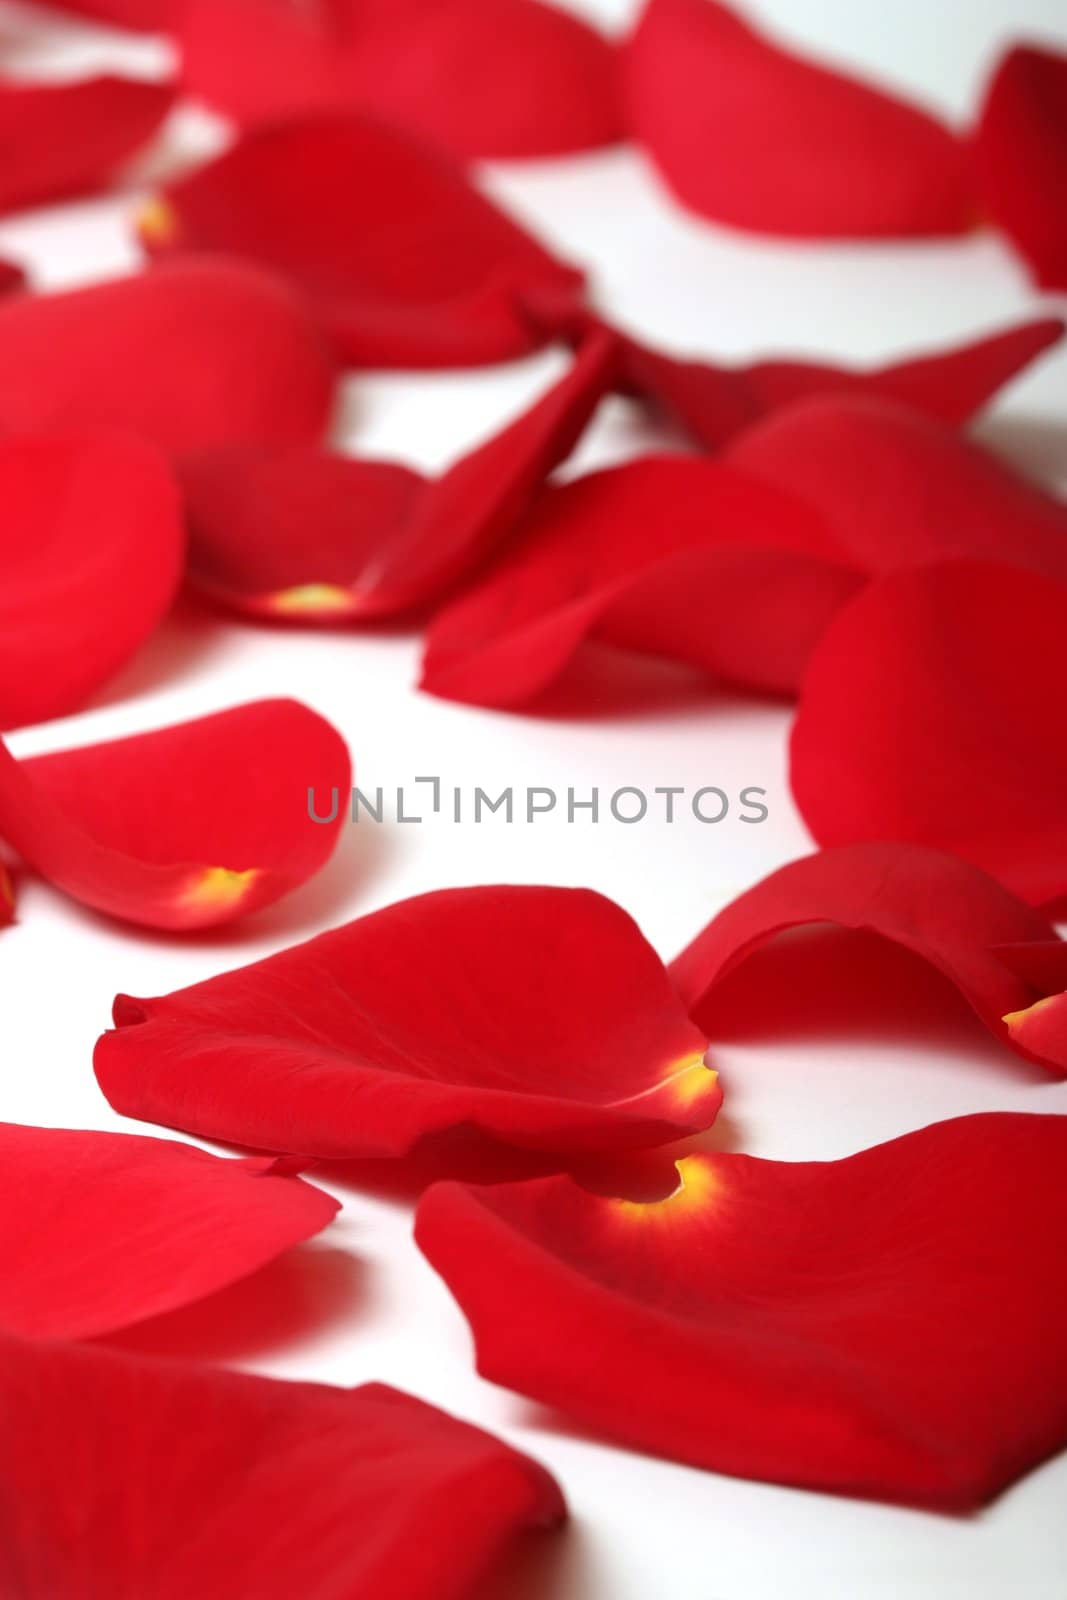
[2,1,1067,1594]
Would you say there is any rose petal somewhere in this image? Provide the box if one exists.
[181,333,614,619]
[791,560,1067,904]
[725,393,1067,580]
[0,866,13,927]
[544,310,1065,449]
[0,433,184,730]
[625,0,974,237]
[670,841,1063,1070]
[0,259,25,297]
[416,1112,1067,1509]
[0,1341,564,1599]
[94,885,718,1163]
[136,117,586,367]
[975,44,1067,289]
[0,1122,338,1339]
[0,259,336,457]
[180,0,621,159]
[0,699,350,930]
[0,76,174,217]
[420,457,861,708]
[43,0,181,27]
[1004,991,1067,1071]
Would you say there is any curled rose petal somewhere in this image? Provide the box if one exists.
[975,44,1067,289]
[180,0,621,159]
[543,310,1066,449]
[94,885,718,1163]
[0,1122,338,1339]
[417,1112,1067,1510]
[625,0,974,237]
[791,561,1067,905]
[0,1341,564,1599]
[0,699,350,930]
[0,76,174,217]
[725,393,1067,581]
[1004,991,1067,1073]
[135,117,586,367]
[670,841,1063,1070]
[0,433,184,730]
[420,457,861,708]
[0,259,336,457]
[181,334,614,620]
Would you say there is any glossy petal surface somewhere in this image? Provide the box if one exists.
[0,433,184,730]
[95,885,718,1162]
[626,0,973,236]
[0,1343,564,1600]
[791,561,1067,904]
[0,1123,338,1339]
[0,699,350,930]
[417,1113,1067,1509]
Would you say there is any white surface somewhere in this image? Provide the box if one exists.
[3,2,1067,1595]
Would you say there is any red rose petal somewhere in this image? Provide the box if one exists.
[180,0,621,159]
[726,393,1067,580]
[0,1341,564,1599]
[1004,991,1067,1072]
[417,1112,1067,1509]
[181,333,614,620]
[670,841,1062,1070]
[546,311,1064,450]
[0,259,25,297]
[94,885,719,1162]
[0,699,350,930]
[0,259,336,457]
[0,1122,338,1339]
[420,457,861,708]
[0,76,174,218]
[0,433,184,730]
[0,866,12,927]
[975,44,1067,290]
[626,0,974,237]
[791,561,1067,904]
[136,117,586,367]
[43,0,181,27]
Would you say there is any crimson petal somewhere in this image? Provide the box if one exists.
[0,699,350,930]
[670,841,1062,1070]
[180,0,621,159]
[0,259,25,297]
[95,885,718,1162]
[609,314,1065,450]
[726,393,1067,581]
[0,1341,563,1599]
[43,0,182,26]
[791,561,1067,904]
[975,44,1067,290]
[0,433,184,730]
[0,1123,337,1339]
[625,0,974,237]
[0,259,335,457]
[417,1112,1067,1510]
[136,117,586,367]
[421,457,860,708]
[0,76,174,218]
[181,333,614,620]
